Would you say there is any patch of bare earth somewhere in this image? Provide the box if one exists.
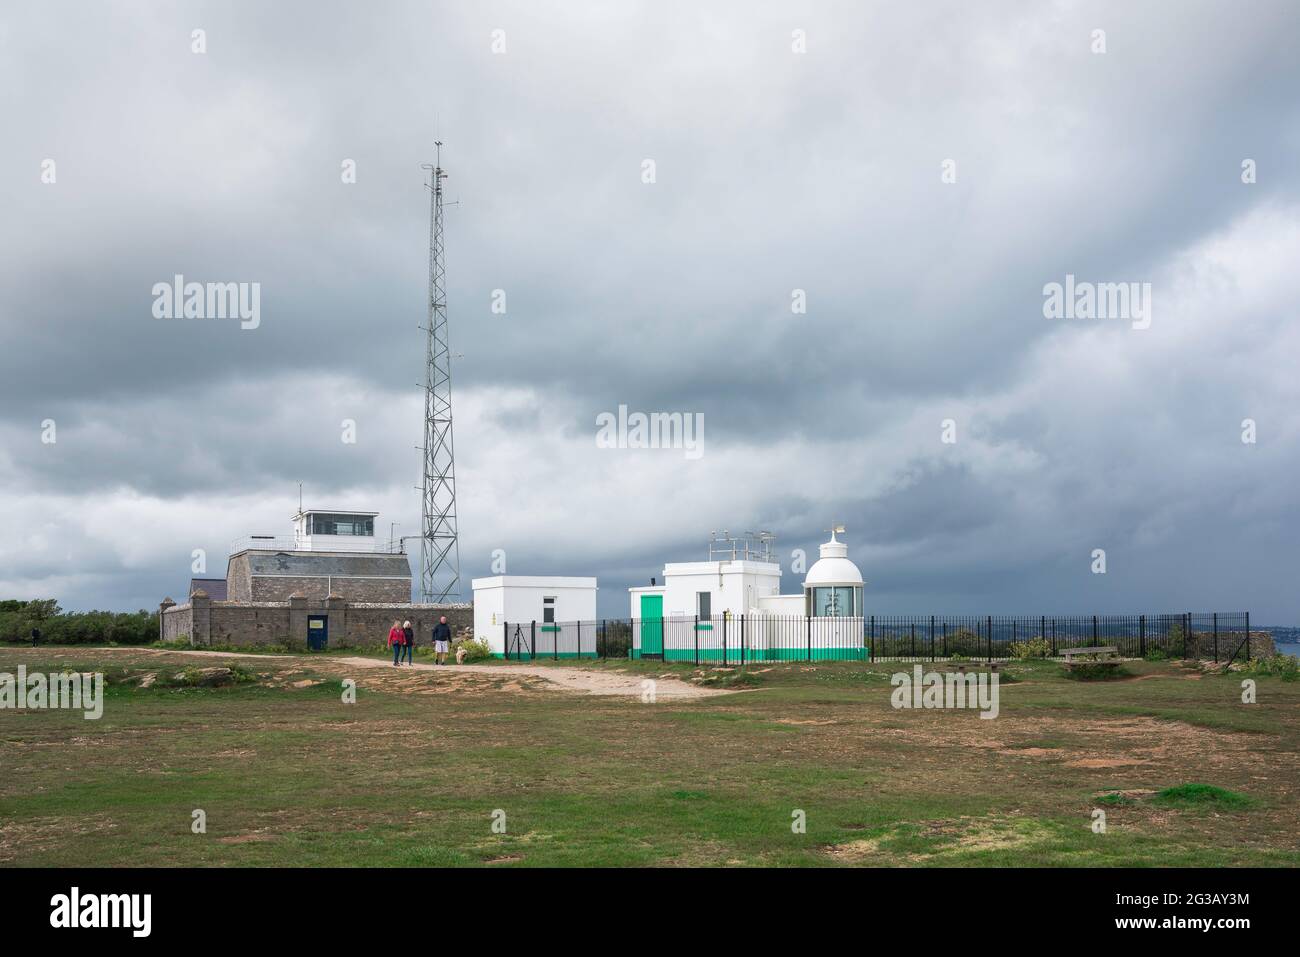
[17,647,729,700]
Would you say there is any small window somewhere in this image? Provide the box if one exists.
[543,597,556,624]
[697,591,711,619]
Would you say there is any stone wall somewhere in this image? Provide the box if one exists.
[1188,629,1275,660]
[250,575,410,603]
[161,594,471,649]
[160,602,193,642]
[226,554,251,602]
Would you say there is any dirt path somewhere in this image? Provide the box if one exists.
[65,647,732,700]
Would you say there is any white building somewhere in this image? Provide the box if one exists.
[292,509,382,551]
[628,529,867,661]
[472,575,598,658]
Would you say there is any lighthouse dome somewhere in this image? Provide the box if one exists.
[803,529,864,618]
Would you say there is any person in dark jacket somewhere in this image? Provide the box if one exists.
[431,616,452,665]
[402,620,415,665]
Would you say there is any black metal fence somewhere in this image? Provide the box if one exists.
[501,612,1255,665]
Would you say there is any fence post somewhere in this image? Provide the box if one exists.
[1245,611,1251,661]
[694,614,699,666]
[503,621,508,661]
[1139,615,1145,657]
[986,615,992,663]
[1051,618,1056,657]
[575,620,581,659]
[741,614,746,667]
[601,619,606,658]
[930,615,935,662]
[1092,615,1098,645]
[807,613,812,662]
[1185,612,1192,660]
[942,621,948,657]
[722,614,727,667]
[870,615,875,660]
[1213,613,1218,663]
[530,620,536,660]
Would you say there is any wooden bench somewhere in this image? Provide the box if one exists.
[1060,645,1122,671]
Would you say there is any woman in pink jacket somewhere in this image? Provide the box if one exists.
[387,620,405,667]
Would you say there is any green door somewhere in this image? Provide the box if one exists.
[640,594,663,658]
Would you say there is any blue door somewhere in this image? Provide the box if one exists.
[307,615,328,650]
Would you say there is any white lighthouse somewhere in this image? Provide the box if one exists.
[802,527,865,617]
[626,525,869,660]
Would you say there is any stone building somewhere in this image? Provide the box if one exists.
[160,507,470,649]
[224,549,413,603]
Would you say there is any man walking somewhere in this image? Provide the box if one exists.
[431,616,452,665]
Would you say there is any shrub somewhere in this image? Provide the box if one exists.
[454,637,492,662]
[945,628,980,655]
[1008,636,1051,659]
[1165,622,1187,657]
[0,599,159,645]
[1144,648,1168,661]
[600,622,633,658]
[1063,662,1129,681]
[1241,653,1299,681]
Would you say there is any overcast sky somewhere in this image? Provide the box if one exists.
[1,0,1298,622]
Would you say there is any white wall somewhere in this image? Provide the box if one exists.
[758,593,804,615]
[472,576,598,653]
[659,561,782,618]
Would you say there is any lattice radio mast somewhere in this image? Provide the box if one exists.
[418,142,461,602]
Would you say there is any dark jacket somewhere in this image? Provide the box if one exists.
[402,626,414,646]
[432,622,452,643]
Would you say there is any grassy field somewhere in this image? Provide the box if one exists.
[2,646,1298,867]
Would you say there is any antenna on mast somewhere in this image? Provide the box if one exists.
[418,142,462,602]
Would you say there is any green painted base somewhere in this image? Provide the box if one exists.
[632,648,870,662]
[493,652,597,660]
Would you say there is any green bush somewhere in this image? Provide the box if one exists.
[1008,636,1051,659]
[1165,622,1187,657]
[1241,653,1299,681]
[454,637,492,662]
[1063,661,1129,681]
[600,622,633,658]
[945,628,980,654]
[1,599,158,645]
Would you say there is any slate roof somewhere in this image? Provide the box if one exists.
[244,551,412,579]
[189,578,228,600]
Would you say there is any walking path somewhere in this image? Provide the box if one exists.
[88,647,733,700]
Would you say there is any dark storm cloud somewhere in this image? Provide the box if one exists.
[1,0,1298,620]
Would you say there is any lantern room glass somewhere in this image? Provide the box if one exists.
[808,585,861,618]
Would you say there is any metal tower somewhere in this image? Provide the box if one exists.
[418,142,461,602]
